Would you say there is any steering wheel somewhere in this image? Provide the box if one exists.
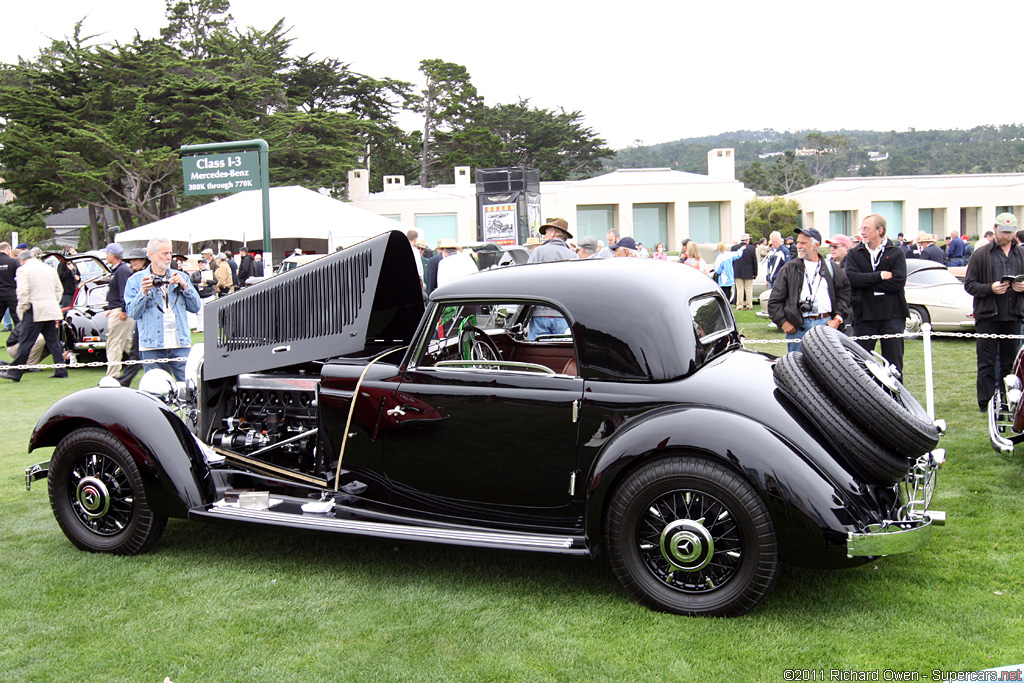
[459,325,502,362]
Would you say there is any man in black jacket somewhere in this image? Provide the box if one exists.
[767,228,850,352]
[964,212,1024,411]
[0,242,19,331]
[731,233,759,310]
[845,214,909,374]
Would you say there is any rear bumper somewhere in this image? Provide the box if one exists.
[988,378,1022,457]
[847,448,946,558]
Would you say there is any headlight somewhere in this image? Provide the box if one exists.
[138,369,178,402]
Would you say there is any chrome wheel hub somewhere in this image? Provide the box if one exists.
[660,519,714,572]
[68,453,133,536]
[76,476,110,518]
[864,352,902,392]
[638,490,743,593]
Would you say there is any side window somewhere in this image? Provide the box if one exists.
[414,300,578,376]
[689,294,735,365]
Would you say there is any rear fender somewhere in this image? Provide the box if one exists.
[29,387,214,518]
[584,407,870,568]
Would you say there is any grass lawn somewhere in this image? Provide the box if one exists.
[1,318,1022,682]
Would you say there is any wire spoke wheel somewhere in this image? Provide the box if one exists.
[49,427,166,555]
[606,458,777,617]
[638,489,743,593]
[68,452,135,535]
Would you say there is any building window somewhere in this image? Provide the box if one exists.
[633,203,668,247]
[415,214,458,242]
[688,202,721,243]
[830,210,852,236]
[382,214,402,221]
[871,201,904,236]
[576,205,616,239]
[919,209,934,233]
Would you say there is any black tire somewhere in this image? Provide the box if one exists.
[905,305,930,335]
[48,427,166,555]
[605,457,778,617]
[800,324,939,457]
[459,324,501,362]
[774,352,912,486]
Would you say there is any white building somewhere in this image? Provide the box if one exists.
[788,173,1024,241]
[348,149,753,250]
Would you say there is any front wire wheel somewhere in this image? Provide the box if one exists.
[48,427,166,555]
[606,457,778,617]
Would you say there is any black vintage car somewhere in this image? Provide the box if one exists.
[25,231,946,617]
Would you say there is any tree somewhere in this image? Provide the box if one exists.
[160,0,233,60]
[744,196,801,243]
[414,59,482,187]
[476,100,612,180]
[741,152,813,195]
[804,132,849,180]
[0,203,50,247]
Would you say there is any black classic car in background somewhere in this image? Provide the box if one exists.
[25,231,946,617]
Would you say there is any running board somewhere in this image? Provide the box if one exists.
[192,501,588,555]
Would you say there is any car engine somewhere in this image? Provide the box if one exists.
[209,373,320,471]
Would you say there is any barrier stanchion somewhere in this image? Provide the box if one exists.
[922,322,935,419]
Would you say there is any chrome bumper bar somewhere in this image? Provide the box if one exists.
[847,449,946,557]
[25,462,48,491]
[988,384,1021,458]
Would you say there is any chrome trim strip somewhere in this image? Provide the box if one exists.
[434,360,556,374]
[237,373,320,392]
[205,505,579,550]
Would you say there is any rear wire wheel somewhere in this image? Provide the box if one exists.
[605,457,778,617]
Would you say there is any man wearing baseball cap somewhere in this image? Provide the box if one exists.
[826,234,853,266]
[104,242,135,379]
[731,233,758,310]
[768,227,850,352]
[965,212,1024,411]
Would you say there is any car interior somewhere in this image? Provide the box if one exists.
[414,301,578,376]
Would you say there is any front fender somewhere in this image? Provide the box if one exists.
[29,387,214,519]
[584,406,874,568]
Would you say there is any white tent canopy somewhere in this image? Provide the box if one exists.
[115,185,412,258]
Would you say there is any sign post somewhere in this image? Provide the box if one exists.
[180,139,271,269]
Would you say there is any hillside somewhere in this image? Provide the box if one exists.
[609,125,1024,190]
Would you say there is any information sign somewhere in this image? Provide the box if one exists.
[182,151,261,196]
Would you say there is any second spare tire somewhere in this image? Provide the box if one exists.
[799,324,939,458]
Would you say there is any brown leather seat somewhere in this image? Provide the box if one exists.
[561,358,577,376]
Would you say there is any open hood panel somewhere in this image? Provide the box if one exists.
[204,230,423,380]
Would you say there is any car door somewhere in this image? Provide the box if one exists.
[379,301,583,517]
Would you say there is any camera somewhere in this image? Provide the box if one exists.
[151,274,170,288]
[799,299,814,314]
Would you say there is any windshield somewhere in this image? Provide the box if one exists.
[909,267,960,286]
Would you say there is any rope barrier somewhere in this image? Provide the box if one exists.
[740,331,1024,345]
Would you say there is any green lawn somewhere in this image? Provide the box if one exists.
[1,319,1022,682]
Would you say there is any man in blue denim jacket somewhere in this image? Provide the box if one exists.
[124,237,201,382]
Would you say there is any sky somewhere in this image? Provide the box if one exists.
[2,0,1021,150]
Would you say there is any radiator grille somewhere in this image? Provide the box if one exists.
[215,250,373,352]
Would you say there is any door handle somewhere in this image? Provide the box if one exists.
[386,407,406,417]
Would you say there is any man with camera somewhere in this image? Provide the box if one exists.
[964,213,1024,411]
[124,237,201,382]
[767,227,851,353]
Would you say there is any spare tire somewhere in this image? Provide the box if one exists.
[799,324,939,457]
[773,352,913,486]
